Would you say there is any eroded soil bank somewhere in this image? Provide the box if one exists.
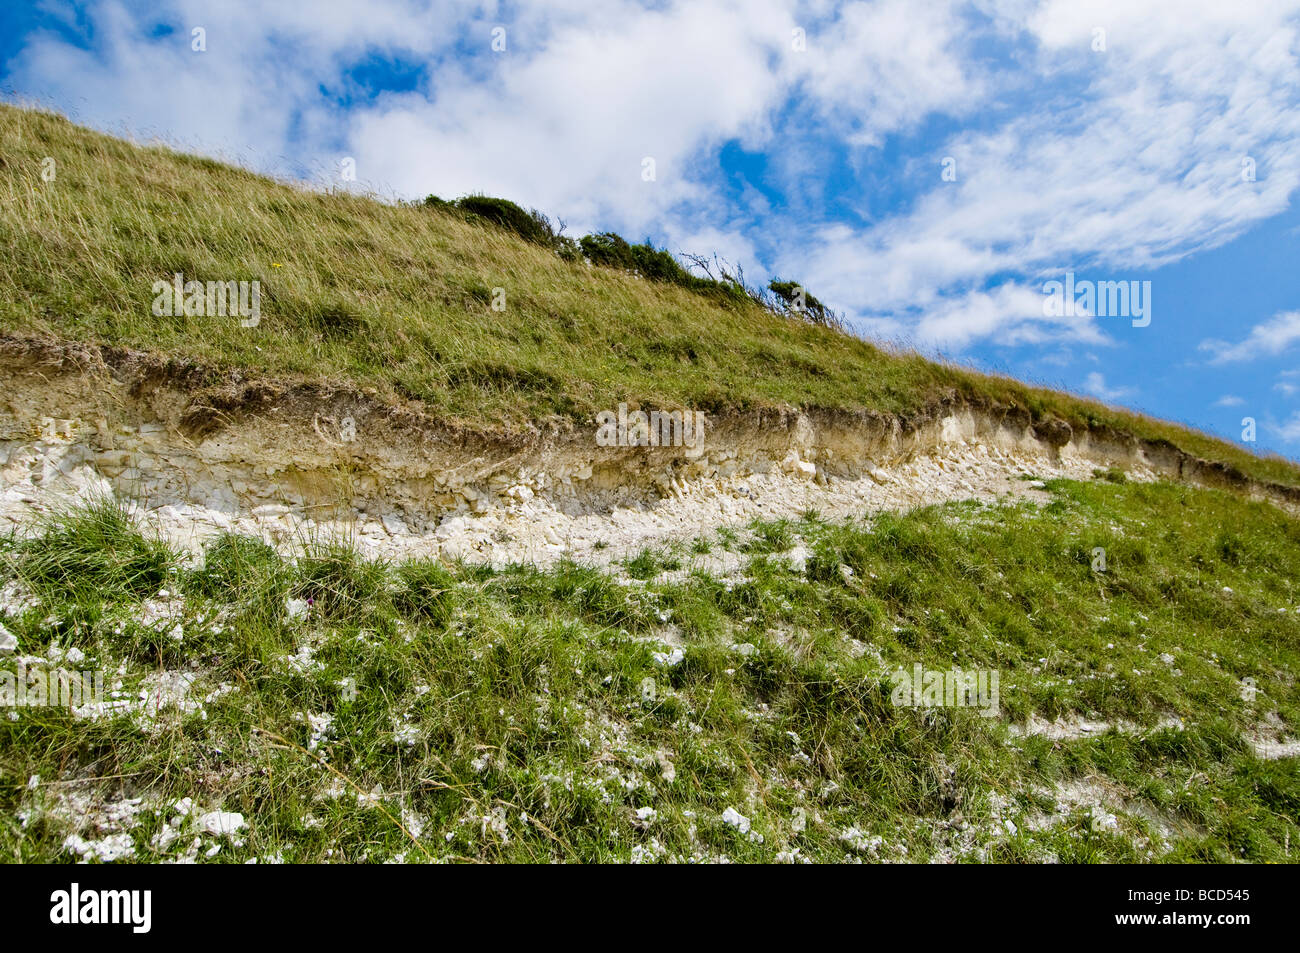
[1,337,1292,565]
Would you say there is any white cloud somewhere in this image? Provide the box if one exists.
[1270,412,1300,442]
[797,0,988,148]
[907,282,1108,351]
[1213,394,1245,407]
[5,0,481,179]
[1199,310,1300,363]
[784,0,1300,348]
[346,0,796,234]
[1083,371,1134,402]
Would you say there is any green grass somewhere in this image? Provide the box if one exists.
[2,478,1296,863]
[2,103,1297,488]
[13,495,178,606]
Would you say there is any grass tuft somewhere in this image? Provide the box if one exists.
[15,495,176,603]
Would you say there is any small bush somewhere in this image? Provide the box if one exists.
[769,278,838,328]
[453,194,553,246]
[553,234,582,262]
[425,196,831,319]
[579,232,748,306]
[579,232,684,285]
[425,193,559,248]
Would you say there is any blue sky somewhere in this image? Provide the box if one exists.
[4,0,1300,457]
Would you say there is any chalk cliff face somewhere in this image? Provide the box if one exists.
[3,339,1291,567]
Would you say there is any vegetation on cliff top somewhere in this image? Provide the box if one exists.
[0,102,1294,488]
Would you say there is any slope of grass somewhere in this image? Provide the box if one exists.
[2,480,1296,863]
[1,102,1296,487]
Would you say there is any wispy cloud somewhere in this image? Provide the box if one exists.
[787,1,1300,348]
[1199,310,1300,363]
[1084,371,1134,402]
[1270,412,1300,442]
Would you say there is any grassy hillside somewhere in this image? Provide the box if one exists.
[2,478,1296,862]
[1,102,1296,487]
